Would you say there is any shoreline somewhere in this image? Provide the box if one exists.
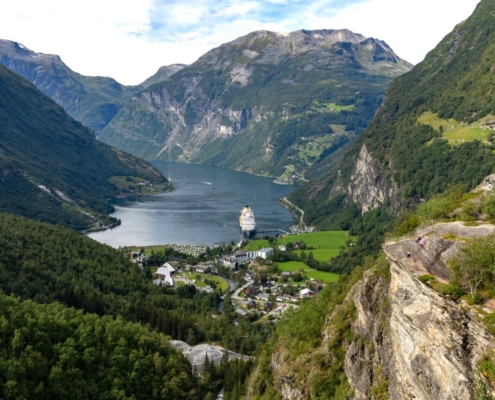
[83,184,174,234]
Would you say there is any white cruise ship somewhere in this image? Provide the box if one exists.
[239,205,256,234]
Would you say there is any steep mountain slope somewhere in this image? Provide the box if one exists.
[290,0,495,228]
[249,225,495,399]
[99,29,412,181]
[249,181,495,399]
[0,64,169,230]
[0,39,141,132]
[141,64,187,88]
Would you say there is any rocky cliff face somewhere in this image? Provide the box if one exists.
[99,29,411,180]
[345,221,495,399]
[346,144,399,214]
[251,221,495,400]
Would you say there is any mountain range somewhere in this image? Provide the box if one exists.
[98,29,412,182]
[0,30,412,184]
[0,40,186,133]
[290,1,495,230]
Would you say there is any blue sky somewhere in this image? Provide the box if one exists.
[0,0,480,85]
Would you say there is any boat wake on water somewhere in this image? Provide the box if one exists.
[202,181,212,185]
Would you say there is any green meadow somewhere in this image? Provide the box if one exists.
[294,248,340,262]
[247,231,353,283]
[418,111,494,145]
[245,230,352,252]
[277,261,340,283]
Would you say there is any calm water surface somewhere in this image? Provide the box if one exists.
[88,161,296,247]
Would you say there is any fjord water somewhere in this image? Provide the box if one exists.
[88,161,296,247]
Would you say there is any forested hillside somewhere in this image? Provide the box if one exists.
[0,294,198,399]
[290,0,495,241]
[0,65,169,230]
[0,213,266,398]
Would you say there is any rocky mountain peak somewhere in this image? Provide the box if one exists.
[0,39,143,132]
[193,28,411,73]
[140,63,187,88]
[0,39,62,64]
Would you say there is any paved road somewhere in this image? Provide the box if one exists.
[282,197,306,226]
[232,280,253,300]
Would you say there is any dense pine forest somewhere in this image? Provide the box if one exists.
[0,214,266,399]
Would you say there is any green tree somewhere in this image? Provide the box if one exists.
[450,234,495,303]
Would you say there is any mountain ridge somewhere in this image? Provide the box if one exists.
[0,64,169,230]
[141,64,187,88]
[98,28,412,181]
[289,0,495,230]
[0,39,142,132]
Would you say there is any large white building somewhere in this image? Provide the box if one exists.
[218,247,274,268]
[155,262,175,286]
[256,247,274,259]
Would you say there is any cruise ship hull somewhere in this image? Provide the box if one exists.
[239,205,256,235]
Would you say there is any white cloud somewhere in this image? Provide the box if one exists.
[310,0,480,64]
[0,0,482,84]
[169,4,206,24]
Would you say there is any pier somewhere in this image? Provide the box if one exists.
[256,229,291,235]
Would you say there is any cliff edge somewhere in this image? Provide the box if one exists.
[346,221,495,399]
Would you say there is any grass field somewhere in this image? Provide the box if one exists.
[277,261,339,283]
[245,231,352,253]
[184,273,229,292]
[246,231,351,283]
[418,111,494,145]
[311,100,355,113]
[294,248,340,262]
[206,275,229,292]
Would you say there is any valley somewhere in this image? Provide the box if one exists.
[2,0,495,399]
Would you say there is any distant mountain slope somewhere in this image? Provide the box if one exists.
[0,64,169,230]
[290,0,495,229]
[99,29,412,182]
[141,64,187,88]
[0,39,142,132]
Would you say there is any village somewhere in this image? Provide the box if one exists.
[125,230,351,321]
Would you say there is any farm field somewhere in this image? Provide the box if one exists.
[245,231,352,255]
[294,248,340,262]
[277,261,339,283]
[418,111,494,145]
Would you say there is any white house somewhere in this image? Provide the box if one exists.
[155,262,175,286]
[299,288,315,298]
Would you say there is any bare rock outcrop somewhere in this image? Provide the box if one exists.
[347,144,399,214]
[345,221,495,399]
